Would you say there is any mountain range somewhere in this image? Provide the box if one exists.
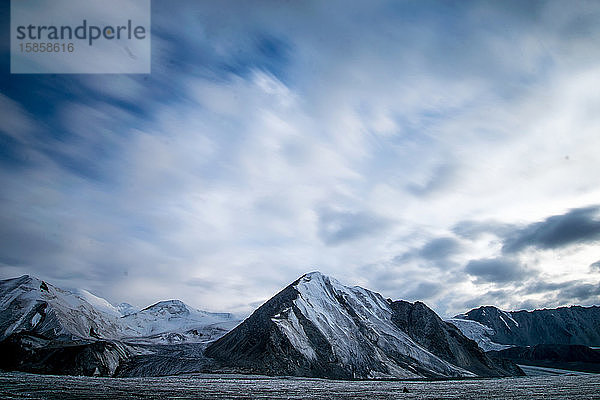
[1,272,598,378]
[0,275,237,345]
[449,305,600,349]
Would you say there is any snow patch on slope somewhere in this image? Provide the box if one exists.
[446,318,513,352]
[272,307,317,360]
[31,313,42,327]
[74,289,120,317]
[499,315,511,330]
[501,310,519,327]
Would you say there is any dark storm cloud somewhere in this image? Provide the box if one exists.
[464,257,530,283]
[502,206,600,253]
[454,279,600,316]
[590,261,600,271]
[317,208,392,246]
[454,206,600,254]
[393,236,462,267]
[561,283,600,301]
[419,237,462,261]
[521,280,574,294]
[518,279,600,302]
[451,277,600,317]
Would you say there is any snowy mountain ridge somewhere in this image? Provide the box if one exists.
[73,288,122,317]
[0,275,239,345]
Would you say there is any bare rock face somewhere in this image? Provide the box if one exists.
[206,272,522,379]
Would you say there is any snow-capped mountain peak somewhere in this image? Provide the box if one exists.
[207,272,519,379]
[119,299,238,344]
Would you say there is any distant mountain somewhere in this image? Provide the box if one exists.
[73,288,122,317]
[121,300,238,344]
[450,305,600,349]
[0,275,239,345]
[0,275,130,376]
[205,272,521,379]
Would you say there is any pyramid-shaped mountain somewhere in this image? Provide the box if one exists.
[206,272,521,379]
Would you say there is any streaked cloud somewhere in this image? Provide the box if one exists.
[464,257,531,284]
[1,0,600,317]
[317,208,393,246]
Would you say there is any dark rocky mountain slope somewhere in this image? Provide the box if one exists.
[390,301,521,377]
[453,305,600,347]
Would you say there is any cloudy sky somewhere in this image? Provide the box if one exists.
[1,0,600,318]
